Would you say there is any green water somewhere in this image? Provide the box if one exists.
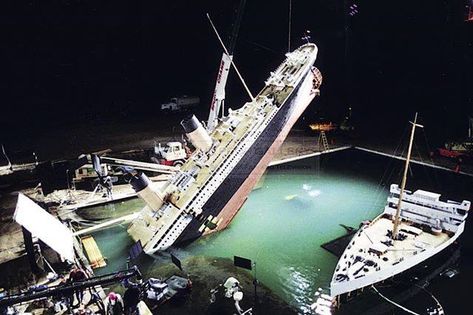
[79,150,473,314]
[183,167,386,312]
[77,199,143,274]
[77,198,145,221]
[84,153,389,313]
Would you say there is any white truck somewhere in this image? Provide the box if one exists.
[160,96,199,112]
[153,142,188,166]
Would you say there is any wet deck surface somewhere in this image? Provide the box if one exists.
[333,217,451,286]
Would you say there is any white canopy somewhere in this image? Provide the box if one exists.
[13,193,75,261]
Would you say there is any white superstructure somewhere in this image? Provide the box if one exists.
[330,185,470,297]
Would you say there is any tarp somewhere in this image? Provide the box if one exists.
[13,193,75,261]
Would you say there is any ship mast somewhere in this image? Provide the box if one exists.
[392,113,423,240]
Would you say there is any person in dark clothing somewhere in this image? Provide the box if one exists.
[69,267,87,306]
[85,291,105,314]
[123,285,141,315]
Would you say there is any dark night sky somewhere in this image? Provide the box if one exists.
[0,0,472,145]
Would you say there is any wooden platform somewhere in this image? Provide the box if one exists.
[81,235,107,269]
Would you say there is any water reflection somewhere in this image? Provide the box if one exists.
[77,150,473,314]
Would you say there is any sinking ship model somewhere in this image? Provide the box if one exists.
[330,115,471,300]
[127,43,322,254]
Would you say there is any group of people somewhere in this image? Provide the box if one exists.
[70,268,146,315]
[54,266,144,315]
[0,264,152,315]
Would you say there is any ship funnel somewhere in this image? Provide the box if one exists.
[181,115,213,153]
[130,172,165,211]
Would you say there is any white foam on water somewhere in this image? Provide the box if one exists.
[308,190,321,197]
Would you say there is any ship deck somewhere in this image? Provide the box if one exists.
[333,217,450,282]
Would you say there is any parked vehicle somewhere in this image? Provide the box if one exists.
[160,96,199,112]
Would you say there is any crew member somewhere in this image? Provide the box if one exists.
[69,266,87,306]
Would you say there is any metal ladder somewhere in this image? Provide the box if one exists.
[318,131,329,151]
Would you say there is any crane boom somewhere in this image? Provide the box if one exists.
[0,267,141,308]
[207,0,246,132]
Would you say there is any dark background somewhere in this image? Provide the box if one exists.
[0,0,472,147]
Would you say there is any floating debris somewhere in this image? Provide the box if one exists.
[285,194,298,201]
[81,235,107,269]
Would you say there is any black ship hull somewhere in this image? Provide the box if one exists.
[175,68,315,245]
